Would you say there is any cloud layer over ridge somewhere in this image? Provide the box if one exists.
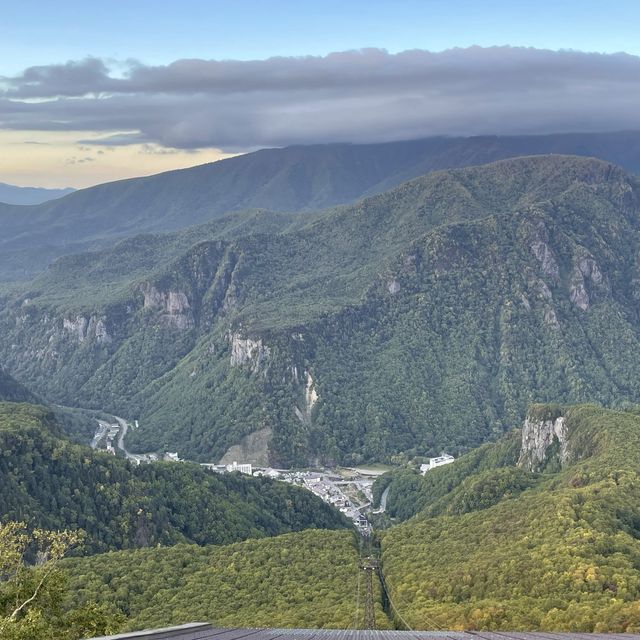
[2,46,639,151]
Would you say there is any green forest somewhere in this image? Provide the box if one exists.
[3,156,640,467]
[0,402,349,554]
[63,530,390,631]
[4,399,640,632]
[378,404,640,631]
[4,154,640,635]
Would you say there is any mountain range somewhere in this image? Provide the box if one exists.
[2,152,640,466]
[3,130,640,282]
[5,130,640,634]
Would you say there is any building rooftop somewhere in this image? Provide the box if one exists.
[88,625,640,640]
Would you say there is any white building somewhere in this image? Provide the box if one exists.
[254,468,281,479]
[420,453,455,474]
[226,461,253,475]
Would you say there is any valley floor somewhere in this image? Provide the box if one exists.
[89,414,390,533]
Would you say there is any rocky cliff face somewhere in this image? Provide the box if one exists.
[295,371,318,425]
[63,314,112,344]
[2,156,640,467]
[568,252,606,311]
[529,219,560,284]
[518,411,569,472]
[229,333,271,373]
[142,285,195,330]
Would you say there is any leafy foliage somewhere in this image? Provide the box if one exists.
[63,530,390,631]
[0,402,349,554]
[0,521,121,640]
[379,404,640,631]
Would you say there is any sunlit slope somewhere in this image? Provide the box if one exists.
[63,530,390,630]
[380,404,640,631]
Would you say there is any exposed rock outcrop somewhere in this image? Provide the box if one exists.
[543,308,560,330]
[295,371,318,425]
[529,221,560,283]
[388,278,401,295]
[63,314,112,344]
[519,293,531,311]
[142,285,194,330]
[568,253,605,311]
[518,412,568,471]
[536,280,553,301]
[229,333,270,373]
[305,371,318,413]
[219,427,272,467]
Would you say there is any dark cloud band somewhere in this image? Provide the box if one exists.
[1,47,639,151]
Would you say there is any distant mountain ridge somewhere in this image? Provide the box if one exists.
[3,130,640,281]
[0,181,74,205]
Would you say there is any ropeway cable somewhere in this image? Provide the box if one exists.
[379,571,461,640]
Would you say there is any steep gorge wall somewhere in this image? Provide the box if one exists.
[518,410,569,472]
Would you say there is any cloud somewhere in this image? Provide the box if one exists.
[65,156,95,165]
[138,143,182,155]
[1,47,640,152]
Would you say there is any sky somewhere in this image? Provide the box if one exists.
[1,0,639,188]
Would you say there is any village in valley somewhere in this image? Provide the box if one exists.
[90,417,454,534]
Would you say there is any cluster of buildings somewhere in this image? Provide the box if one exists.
[198,462,374,534]
[91,415,451,537]
[90,421,121,455]
[200,460,254,475]
[282,470,374,535]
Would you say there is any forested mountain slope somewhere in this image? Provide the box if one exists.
[3,155,640,466]
[3,131,640,281]
[60,404,640,632]
[0,403,349,554]
[62,530,389,631]
[380,404,640,631]
[0,368,37,403]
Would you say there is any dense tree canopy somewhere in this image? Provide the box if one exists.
[0,402,349,554]
[3,157,640,466]
[0,522,121,640]
[63,530,390,631]
[379,405,640,631]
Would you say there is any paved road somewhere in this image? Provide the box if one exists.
[115,417,128,453]
[114,417,144,463]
